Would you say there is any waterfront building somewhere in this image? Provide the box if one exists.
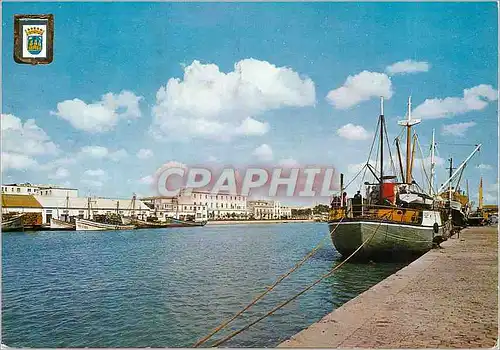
[1,193,151,225]
[248,200,292,219]
[1,183,78,197]
[141,189,247,221]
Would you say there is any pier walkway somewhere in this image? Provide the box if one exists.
[279,226,498,348]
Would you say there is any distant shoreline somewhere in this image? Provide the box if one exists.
[206,219,317,226]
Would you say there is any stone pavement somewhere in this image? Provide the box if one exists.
[279,226,498,348]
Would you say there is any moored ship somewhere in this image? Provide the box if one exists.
[49,217,76,230]
[328,97,452,261]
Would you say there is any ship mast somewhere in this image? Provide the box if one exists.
[379,97,384,203]
[479,177,483,210]
[437,144,482,193]
[430,129,436,195]
[398,97,421,184]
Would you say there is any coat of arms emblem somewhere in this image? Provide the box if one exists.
[25,27,44,55]
[14,14,54,65]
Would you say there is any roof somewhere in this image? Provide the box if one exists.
[34,196,151,211]
[1,194,43,208]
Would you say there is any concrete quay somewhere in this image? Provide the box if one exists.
[279,226,498,348]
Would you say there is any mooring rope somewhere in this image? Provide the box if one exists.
[207,214,391,348]
[192,216,347,347]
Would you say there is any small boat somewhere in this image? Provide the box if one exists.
[1,213,24,232]
[166,217,207,227]
[129,218,176,229]
[49,217,76,230]
[75,218,135,231]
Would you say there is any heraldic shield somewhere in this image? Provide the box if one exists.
[26,27,44,55]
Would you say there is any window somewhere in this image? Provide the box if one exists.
[205,195,207,199]
[28,188,31,192]
[194,202,197,206]
[17,188,20,193]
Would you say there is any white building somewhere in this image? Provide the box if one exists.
[1,183,79,198]
[248,200,292,219]
[34,196,151,224]
[141,189,248,221]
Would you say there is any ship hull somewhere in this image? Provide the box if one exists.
[1,214,24,232]
[50,218,76,231]
[328,220,449,261]
[75,218,135,231]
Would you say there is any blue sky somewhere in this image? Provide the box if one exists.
[2,2,498,205]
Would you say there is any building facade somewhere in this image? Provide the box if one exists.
[248,200,292,219]
[1,194,151,225]
[141,189,248,221]
[1,183,79,198]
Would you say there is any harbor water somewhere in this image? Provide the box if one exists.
[2,223,406,348]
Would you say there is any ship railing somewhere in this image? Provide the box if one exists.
[329,204,422,224]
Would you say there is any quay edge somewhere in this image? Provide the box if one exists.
[278,226,498,348]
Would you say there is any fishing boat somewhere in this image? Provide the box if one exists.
[1,213,24,232]
[75,218,135,231]
[48,194,76,230]
[75,197,135,231]
[167,217,207,227]
[49,217,76,230]
[328,97,453,261]
[467,178,488,226]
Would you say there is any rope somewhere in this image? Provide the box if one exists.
[358,117,380,191]
[193,216,348,347]
[208,214,390,347]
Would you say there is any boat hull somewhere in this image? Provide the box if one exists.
[328,220,448,261]
[1,214,24,232]
[167,218,207,227]
[50,218,76,230]
[75,218,135,231]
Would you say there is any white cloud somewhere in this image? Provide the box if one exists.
[151,59,315,141]
[326,71,393,109]
[278,157,300,168]
[1,152,38,171]
[414,155,445,168]
[81,179,104,188]
[49,167,70,180]
[253,144,273,161]
[1,114,59,156]
[80,146,109,158]
[137,149,154,159]
[79,146,128,161]
[138,175,155,185]
[235,117,270,136]
[40,157,78,172]
[386,60,430,75]
[52,90,143,132]
[83,168,108,182]
[412,84,498,119]
[441,122,476,137]
[207,156,219,162]
[109,149,128,161]
[337,124,372,140]
[476,164,493,170]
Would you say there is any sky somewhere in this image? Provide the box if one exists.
[2,2,498,206]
